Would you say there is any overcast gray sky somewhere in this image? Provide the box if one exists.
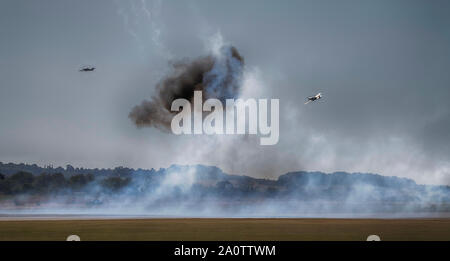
[0,0,449,185]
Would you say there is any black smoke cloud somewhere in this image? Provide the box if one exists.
[129,45,244,131]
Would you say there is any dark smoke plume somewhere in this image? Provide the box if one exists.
[129,45,244,131]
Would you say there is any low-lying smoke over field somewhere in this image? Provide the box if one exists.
[1,162,449,217]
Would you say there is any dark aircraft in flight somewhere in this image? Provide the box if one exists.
[79,66,95,72]
[304,92,322,104]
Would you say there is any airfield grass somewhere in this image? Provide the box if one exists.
[0,218,449,241]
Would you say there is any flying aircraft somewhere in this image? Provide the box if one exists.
[79,66,95,72]
[304,92,322,104]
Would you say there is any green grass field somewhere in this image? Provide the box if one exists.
[1,218,450,241]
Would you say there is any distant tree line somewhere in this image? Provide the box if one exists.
[0,171,130,196]
[1,163,449,205]
[0,162,154,177]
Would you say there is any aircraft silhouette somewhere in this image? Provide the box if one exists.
[79,66,95,72]
[304,92,322,104]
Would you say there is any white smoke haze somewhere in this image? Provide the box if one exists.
[1,164,449,218]
[119,9,450,218]
[114,0,172,60]
[1,1,450,219]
